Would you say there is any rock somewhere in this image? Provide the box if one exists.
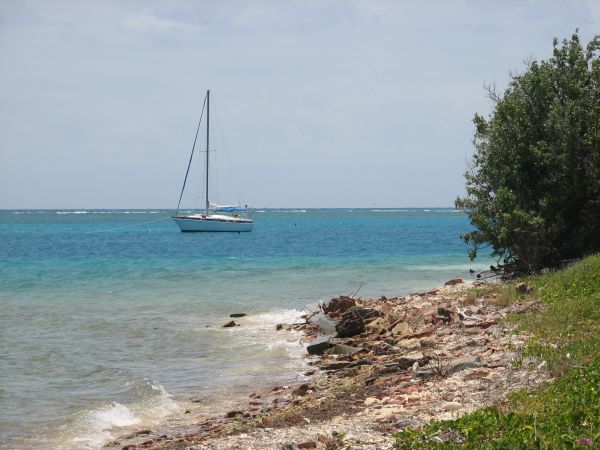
[445,278,463,286]
[516,282,533,294]
[365,317,387,333]
[306,335,331,355]
[364,397,380,406]
[281,444,299,450]
[229,313,247,318]
[225,410,243,418]
[420,337,437,348]
[335,307,368,337]
[398,338,421,351]
[298,442,317,449]
[374,406,403,418]
[222,320,237,328]
[437,307,452,319]
[463,369,490,380]
[312,314,337,335]
[135,430,152,436]
[276,324,283,331]
[447,355,482,374]
[397,351,429,370]
[320,361,352,371]
[404,326,436,339]
[443,401,462,411]
[391,321,410,337]
[328,344,361,356]
[323,296,356,316]
[122,445,138,450]
[292,384,310,396]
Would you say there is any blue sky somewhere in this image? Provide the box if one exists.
[1,0,598,209]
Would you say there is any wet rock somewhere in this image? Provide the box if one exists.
[135,430,152,436]
[323,296,356,316]
[445,278,463,286]
[222,320,237,328]
[230,313,247,318]
[307,335,331,355]
[225,410,243,418]
[276,324,283,331]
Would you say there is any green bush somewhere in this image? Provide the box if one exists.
[456,32,600,273]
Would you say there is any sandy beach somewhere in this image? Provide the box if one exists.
[109,279,550,450]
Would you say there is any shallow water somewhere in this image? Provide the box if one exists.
[0,208,491,449]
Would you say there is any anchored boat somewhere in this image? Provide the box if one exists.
[172,90,254,232]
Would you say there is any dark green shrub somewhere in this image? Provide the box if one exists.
[456,32,600,273]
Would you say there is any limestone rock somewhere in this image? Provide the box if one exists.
[447,355,482,374]
[364,397,380,406]
[391,322,410,337]
[443,401,462,411]
[397,351,429,370]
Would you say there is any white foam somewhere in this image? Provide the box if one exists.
[56,210,89,215]
[70,402,140,449]
[225,309,307,360]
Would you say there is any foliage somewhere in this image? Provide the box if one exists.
[393,254,600,449]
[519,254,600,376]
[456,32,600,273]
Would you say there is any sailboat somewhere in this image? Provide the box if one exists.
[172,90,254,232]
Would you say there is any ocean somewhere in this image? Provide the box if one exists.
[0,208,492,449]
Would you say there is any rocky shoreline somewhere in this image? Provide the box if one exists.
[110,279,550,450]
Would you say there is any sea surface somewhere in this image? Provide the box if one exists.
[0,208,492,449]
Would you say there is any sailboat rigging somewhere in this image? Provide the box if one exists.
[172,90,254,232]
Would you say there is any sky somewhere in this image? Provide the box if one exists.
[1,0,598,209]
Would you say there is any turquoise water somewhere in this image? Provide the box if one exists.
[0,208,490,449]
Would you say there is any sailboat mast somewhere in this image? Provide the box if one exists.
[205,90,210,214]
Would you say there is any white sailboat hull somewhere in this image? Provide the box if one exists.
[173,215,253,232]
